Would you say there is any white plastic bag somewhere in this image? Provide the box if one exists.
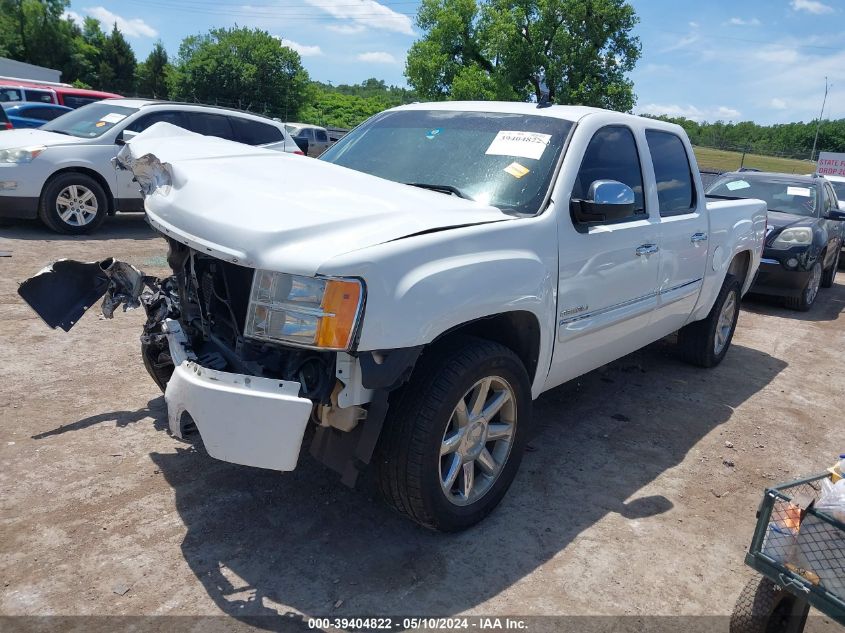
[817,478,845,523]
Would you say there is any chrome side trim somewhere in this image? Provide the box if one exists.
[760,258,780,265]
[559,277,703,326]
[559,291,657,325]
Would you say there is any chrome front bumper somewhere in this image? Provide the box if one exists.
[161,319,313,471]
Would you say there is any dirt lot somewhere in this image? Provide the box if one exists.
[1,216,843,628]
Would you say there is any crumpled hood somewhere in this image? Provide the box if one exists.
[118,122,510,276]
[0,128,85,149]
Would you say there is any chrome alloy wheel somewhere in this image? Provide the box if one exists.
[714,290,737,355]
[439,376,517,506]
[805,262,822,305]
[56,184,98,227]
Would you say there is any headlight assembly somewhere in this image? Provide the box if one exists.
[771,227,812,249]
[0,146,46,164]
[245,270,363,350]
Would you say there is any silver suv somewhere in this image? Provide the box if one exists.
[0,98,302,233]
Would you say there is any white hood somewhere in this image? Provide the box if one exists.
[0,128,86,149]
[118,123,510,276]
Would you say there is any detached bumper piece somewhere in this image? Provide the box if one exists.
[162,320,313,471]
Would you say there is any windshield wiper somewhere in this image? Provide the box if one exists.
[405,182,469,199]
[47,130,73,136]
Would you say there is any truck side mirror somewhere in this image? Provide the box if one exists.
[571,179,636,224]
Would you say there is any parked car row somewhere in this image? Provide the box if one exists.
[0,77,121,108]
[2,102,72,128]
[706,171,845,311]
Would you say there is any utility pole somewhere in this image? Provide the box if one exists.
[810,76,829,162]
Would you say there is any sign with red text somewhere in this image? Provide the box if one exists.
[817,152,845,177]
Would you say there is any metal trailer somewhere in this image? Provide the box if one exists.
[731,473,845,633]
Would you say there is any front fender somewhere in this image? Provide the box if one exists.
[319,215,558,397]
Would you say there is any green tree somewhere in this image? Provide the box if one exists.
[137,41,172,98]
[98,23,137,94]
[406,0,641,111]
[171,27,309,118]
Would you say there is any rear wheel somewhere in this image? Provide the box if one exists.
[678,274,741,368]
[784,261,822,311]
[376,337,531,531]
[38,173,108,234]
[821,249,839,288]
[729,575,809,633]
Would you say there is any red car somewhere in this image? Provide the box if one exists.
[0,78,121,109]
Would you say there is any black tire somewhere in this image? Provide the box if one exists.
[677,274,741,368]
[729,575,806,633]
[38,172,108,234]
[784,261,822,311]
[376,337,532,532]
[821,249,839,288]
[141,339,174,392]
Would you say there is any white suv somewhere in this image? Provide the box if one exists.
[0,99,302,233]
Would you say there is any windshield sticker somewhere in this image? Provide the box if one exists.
[486,131,551,161]
[95,121,106,128]
[504,162,530,178]
[99,112,127,124]
[725,180,750,191]
[425,128,441,140]
[787,186,812,197]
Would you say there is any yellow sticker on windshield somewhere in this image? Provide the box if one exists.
[95,121,106,127]
[504,162,530,178]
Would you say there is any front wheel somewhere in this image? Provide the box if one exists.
[38,173,108,234]
[376,337,532,531]
[677,274,741,368]
[821,249,839,288]
[729,575,809,633]
[784,261,822,311]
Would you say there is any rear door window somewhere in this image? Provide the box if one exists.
[646,130,696,216]
[572,125,646,221]
[229,117,283,145]
[186,112,235,140]
[315,129,328,143]
[24,107,65,122]
[62,95,98,109]
[23,89,54,103]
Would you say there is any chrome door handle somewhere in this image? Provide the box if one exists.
[691,232,708,243]
[635,244,659,256]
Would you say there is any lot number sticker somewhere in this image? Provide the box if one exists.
[726,180,750,191]
[99,112,127,124]
[486,131,551,160]
[787,186,811,197]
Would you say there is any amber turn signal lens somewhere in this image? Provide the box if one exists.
[315,279,362,349]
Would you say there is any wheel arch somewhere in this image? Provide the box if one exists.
[727,249,753,293]
[428,310,542,387]
[40,167,115,215]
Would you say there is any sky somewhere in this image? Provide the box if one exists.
[63,0,845,124]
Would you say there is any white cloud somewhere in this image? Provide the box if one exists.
[754,47,800,64]
[637,103,741,122]
[304,0,414,35]
[62,10,82,25]
[356,51,398,64]
[279,38,323,57]
[661,33,700,53]
[770,98,788,109]
[726,17,761,26]
[688,21,699,28]
[790,0,834,14]
[326,24,366,35]
[84,6,158,38]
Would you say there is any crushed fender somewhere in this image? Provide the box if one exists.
[17,258,180,333]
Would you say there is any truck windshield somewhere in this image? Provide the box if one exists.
[41,103,137,138]
[707,176,818,217]
[320,109,573,215]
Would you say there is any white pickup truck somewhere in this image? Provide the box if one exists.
[19,102,767,531]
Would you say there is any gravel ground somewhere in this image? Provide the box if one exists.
[0,216,842,630]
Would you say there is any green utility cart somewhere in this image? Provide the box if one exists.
[731,473,845,633]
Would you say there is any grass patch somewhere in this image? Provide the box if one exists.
[693,146,815,174]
